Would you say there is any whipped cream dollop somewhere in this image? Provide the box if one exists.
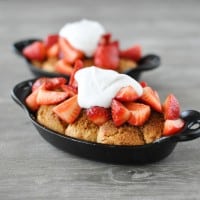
[75,67,143,108]
[59,19,105,57]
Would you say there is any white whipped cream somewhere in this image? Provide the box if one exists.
[75,67,143,108]
[59,19,105,57]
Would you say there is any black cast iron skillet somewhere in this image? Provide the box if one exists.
[11,79,200,164]
[13,39,161,80]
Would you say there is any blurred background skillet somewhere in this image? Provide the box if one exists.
[11,78,200,164]
[13,38,161,80]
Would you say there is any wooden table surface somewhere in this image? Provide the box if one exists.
[1,0,200,199]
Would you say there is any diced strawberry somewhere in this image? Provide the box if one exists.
[44,34,59,49]
[115,85,140,102]
[55,59,74,75]
[154,90,160,101]
[120,44,142,62]
[69,59,84,88]
[25,89,40,111]
[22,41,46,62]
[32,77,67,92]
[61,85,77,97]
[140,81,148,88]
[47,43,59,58]
[98,33,111,45]
[111,99,131,126]
[94,34,119,70]
[140,86,162,112]
[86,106,110,125]
[59,37,84,64]
[36,89,68,105]
[53,95,81,124]
[163,118,185,136]
[125,102,151,126]
[163,94,181,120]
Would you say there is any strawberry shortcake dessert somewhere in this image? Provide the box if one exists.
[25,61,184,145]
[22,19,142,75]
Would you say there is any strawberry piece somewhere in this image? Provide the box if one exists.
[94,34,119,70]
[115,85,140,102]
[120,44,142,62]
[125,102,151,126]
[163,94,181,120]
[140,86,162,112]
[23,41,46,62]
[111,99,131,126]
[61,85,77,97]
[36,89,68,105]
[53,95,81,124]
[59,37,84,64]
[86,106,110,125]
[47,43,59,58]
[69,59,84,88]
[25,89,40,111]
[32,77,67,92]
[140,81,148,88]
[44,34,59,49]
[55,59,74,75]
[163,118,185,136]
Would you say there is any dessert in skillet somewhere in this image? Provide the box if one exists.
[25,62,185,145]
[22,19,142,75]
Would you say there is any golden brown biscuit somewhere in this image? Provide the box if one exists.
[33,57,137,74]
[37,105,67,134]
[65,111,99,142]
[140,111,164,144]
[97,120,145,146]
[36,105,164,145]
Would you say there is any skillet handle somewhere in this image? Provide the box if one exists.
[171,110,200,142]
[11,79,34,112]
[134,54,161,72]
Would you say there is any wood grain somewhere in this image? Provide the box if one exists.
[0,0,200,199]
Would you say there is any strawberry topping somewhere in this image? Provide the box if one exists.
[163,118,185,136]
[23,41,47,62]
[111,99,131,126]
[163,94,180,120]
[140,86,162,112]
[53,95,81,124]
[115,85,140,102]
[86,106,110,125]
[125,102,151,126]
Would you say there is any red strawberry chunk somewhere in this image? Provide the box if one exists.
[59,37,84,64]
[61,85,77,97]
[115,85,140,102]
[69,59,84,88]
[36,89,68,105]
[53,95,81,124]
[119,44,142,62]
[163,94,180,120]
[140,86,162,112]
[47,43,59,58]
[23,41,46,62]
[111,99,131,126]
[86,106,110,125]
[163,118,185,136]
[25,89,40,111]
[44,34,59,49]
[125,102,151,126]
[140,81,148,88]
[94,34,119,70]
[32,77,67,91]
